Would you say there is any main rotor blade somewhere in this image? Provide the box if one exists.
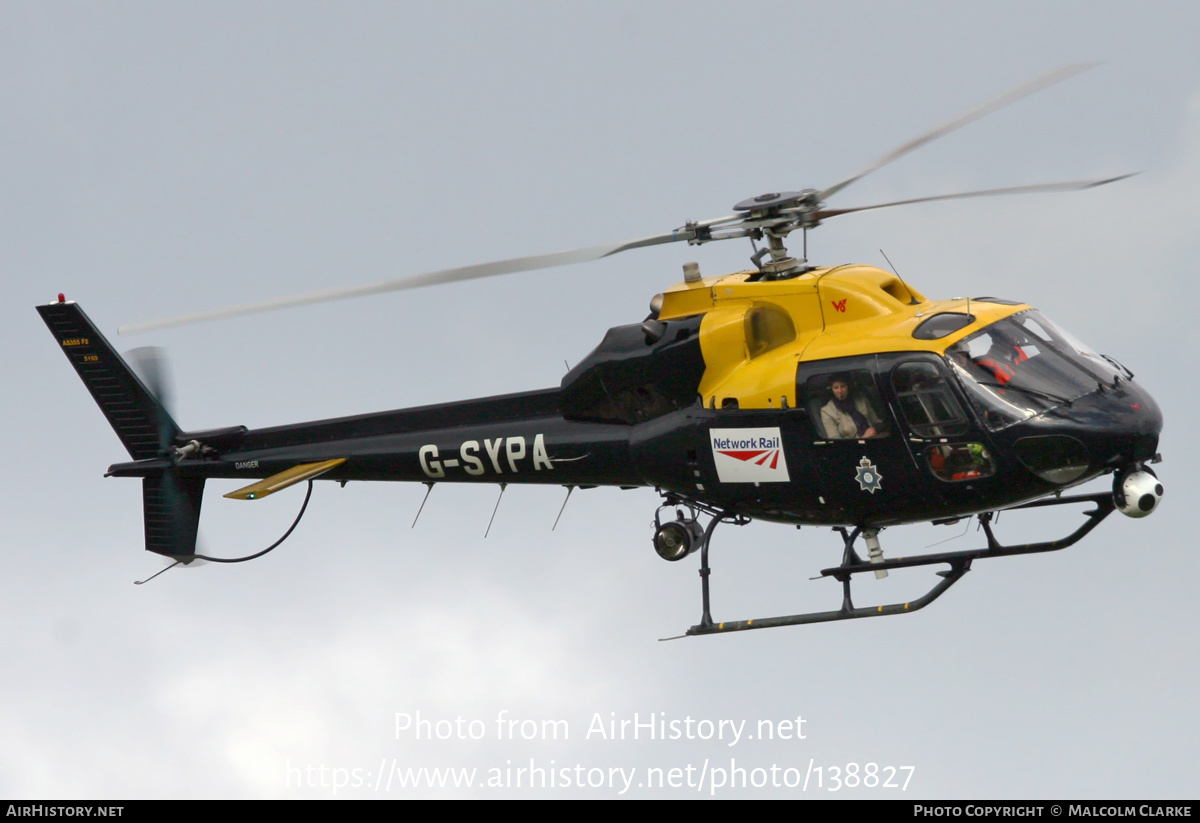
[817,62,1098,202]
[810,174,1135,221]
[119,230,689,335]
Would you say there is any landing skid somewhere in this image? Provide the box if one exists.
[669,492,1115,638]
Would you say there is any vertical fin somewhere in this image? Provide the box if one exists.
[142,473,205,559]
[39,300,200,558]
[38,300,180,459]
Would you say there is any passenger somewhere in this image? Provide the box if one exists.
[820,375,883,439]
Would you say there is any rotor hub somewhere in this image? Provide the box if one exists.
[734,191,803,212]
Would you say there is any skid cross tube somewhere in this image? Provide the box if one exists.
[682,491,1115,637]
[818,492,1115,578]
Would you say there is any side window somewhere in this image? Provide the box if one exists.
[925,443,996,482]
[804,370,889,440]
[892,361,969,437]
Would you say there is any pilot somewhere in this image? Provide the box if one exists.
[975,333,1029,385]
[821,375,883,439]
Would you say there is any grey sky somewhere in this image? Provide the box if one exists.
[3,2,1197,798]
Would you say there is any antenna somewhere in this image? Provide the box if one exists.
[553,485,575,531]
[134,560,182,585]
[412,482,435,528]
[879,249,920,305]
[485,483,507,538]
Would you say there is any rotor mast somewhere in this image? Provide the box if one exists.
[686,189,826,278]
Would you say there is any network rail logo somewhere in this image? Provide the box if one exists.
[710,428,790,483]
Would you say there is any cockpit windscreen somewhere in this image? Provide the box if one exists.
[947,310,1122,430]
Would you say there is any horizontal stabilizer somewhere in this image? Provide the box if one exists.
[224,458,346,500]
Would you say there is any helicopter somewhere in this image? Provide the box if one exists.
[39,63,1163,636]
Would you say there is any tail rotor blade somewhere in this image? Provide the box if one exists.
[126,346,176,452]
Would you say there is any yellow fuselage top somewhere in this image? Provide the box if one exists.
[655,265,1028,410]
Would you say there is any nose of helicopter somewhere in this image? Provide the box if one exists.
[1028,381,1162,479]
[1084,380,1162,465]
[1011,380,1161,492]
